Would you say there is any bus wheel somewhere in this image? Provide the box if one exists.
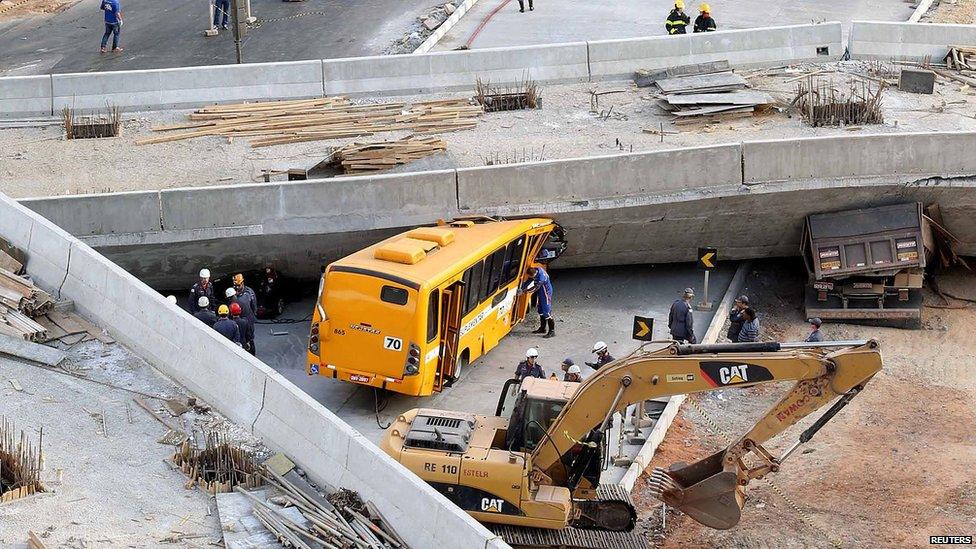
[456,352,470,379]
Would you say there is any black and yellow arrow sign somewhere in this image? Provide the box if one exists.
[632,315,654,341]
[698,247,718,270]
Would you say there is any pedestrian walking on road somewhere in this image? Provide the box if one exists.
[99,0,123,53]
[665,0,690,35]
[193,296,217,326]
[189,268,214,313]
[694,3,717,33]
[668,288,697,343]
[523,265,555,338]
[585,341,615,370]
[805,317,824,342]
[515,348,545,380]
[738,307,760,343]
[517,0,533,12]
[213,0,230,30]
[727,295,749,342]
[561,358,582,382]
[213,304,241,345]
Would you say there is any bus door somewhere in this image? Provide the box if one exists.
[435,281,465,391]
[512,228,555,325]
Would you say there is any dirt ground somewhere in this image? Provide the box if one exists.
[925,0,976,24]
[0,0,76,20]
[2,60,976,198]
[0,331,268,547]
[632,259,976,548]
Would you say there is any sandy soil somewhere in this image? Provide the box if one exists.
[0,0,76,20]
[0,332,268,547]
[2,60,976,199]
[632,260,976,548]
[925,0,976,24]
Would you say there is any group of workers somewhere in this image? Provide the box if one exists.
[178,268,258,354]
[666,1,716,35]
[515,340,615,382]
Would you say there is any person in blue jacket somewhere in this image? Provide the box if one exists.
[523,265,555,338]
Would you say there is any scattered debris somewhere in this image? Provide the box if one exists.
[480,146,547,166]
[793,77,884,127]
[945,45,976,72]
[475,76,542,112]
[634,59,731,88]
[650,70,772,123]
[0,418,44,504]
[62,106,121,140]
[330,136,447,174]
[0,334,67,366]
[139,96,484,147]
[172,431,263,495]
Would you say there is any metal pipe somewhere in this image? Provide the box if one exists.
[599,380,629,433]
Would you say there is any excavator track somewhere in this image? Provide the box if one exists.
[490,524,646,549]
[490,486,644,549]
[571,484,638,531]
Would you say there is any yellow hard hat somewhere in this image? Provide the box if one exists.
[700,3,710,12]
[218,304,230,315]
[233,273,244,285]
[675,0,684,8]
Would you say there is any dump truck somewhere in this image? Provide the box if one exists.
[801,202,932,327]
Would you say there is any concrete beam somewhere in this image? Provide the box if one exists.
[849,21,976,62]
[0,75,52,117]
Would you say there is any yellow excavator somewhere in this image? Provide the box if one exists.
[380,340,882,548]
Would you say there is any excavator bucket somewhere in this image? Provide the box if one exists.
[646,450,745,530]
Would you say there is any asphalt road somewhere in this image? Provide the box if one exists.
[0,0,430,74]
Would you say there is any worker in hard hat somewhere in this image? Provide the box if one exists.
[561,358,582,382]
[668,287,697,343]
[522,265,556,338]
[212,304,242,346]
[694,3,717,32]
[229,303,252,350]
[585,341,615,370]
[665,0,690,35]
[515,348,545,381]
[189,268,214,313]
[232,273,258,324]
[225,286,256,354]
[193,296,217,327]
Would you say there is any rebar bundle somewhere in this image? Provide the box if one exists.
[62,106,122,139]
[0,418,44,503]
[172,430,262,495]
[794,77,884,127]
[475,74,541,112]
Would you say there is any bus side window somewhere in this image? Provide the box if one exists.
[484,247,506,300]
[427,290,439,343]
[502,237,525,285]
[465,260,484,315]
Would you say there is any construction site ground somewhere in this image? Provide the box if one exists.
[631,259,976,548]
[3,60,976,198]
[0,331,267,547]
[923,0,976,24]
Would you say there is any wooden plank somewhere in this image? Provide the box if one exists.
[0,249,21,274]
[672,105,755,117]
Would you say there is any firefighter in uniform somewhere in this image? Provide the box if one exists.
[189,268,214,313]
[666,0,690,35]
[694,3,717,32]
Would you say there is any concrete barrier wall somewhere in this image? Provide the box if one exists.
[0,75,53,117]
[3,22,853,116]
[588,23,843,80]
[51,60,323,112]
[456,144,742,211]
[23,191,161,237]
[849,21,976,62]
[742,132,976,183]
[0,192,505,549]
[322,42,589,96]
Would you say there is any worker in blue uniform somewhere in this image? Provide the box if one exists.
[522,265,555,338]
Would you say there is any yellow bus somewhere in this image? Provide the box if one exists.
[306,217,565,397]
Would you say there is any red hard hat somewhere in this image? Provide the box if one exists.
[229,303,242,315]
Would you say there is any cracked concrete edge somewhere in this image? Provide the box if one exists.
[413,0,483,54]
[617,259,753,492]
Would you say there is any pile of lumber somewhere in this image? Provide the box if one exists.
[0,268,53,341]
[654,71,772,124]
[332,136,446,174]
[137,96,484,148]
[945,46,976,73]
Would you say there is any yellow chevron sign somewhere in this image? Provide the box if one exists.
[698,247,718,270]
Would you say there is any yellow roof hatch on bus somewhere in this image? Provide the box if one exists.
[374,238,441,265]
[405,227,455,246]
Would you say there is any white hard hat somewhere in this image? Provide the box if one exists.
[225,287,237,298]
[567,364,581,374]
[526,348,539,358]
[198,296,210,308]
[166,295,177,304]
[592,341,607,353]
[200,268,211,278]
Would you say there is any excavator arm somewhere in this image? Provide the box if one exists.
[529,339,882,530]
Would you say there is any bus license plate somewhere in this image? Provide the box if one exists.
[350,374,371,384]
[813,281,834,291]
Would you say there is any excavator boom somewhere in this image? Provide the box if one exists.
[530,339,882,530]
